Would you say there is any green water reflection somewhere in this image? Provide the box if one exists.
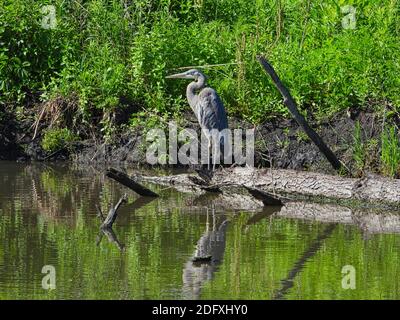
[0,162,399,299]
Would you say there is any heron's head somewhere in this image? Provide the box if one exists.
[166,69,206,81]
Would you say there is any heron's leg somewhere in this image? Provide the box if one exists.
[207,139,211,171]
[213,142,217,171]
[212,204,216,231]
[212,139,218,171]
[206,207,209,232]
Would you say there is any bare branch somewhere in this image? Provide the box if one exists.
[170,62,239,71]
[106,168,159,197]
[256,55,343,171]
[101,194,127,229]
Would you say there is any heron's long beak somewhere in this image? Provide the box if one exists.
[166,72,192,79]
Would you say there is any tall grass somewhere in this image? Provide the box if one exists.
[1,0,399,126]
[381,125,400,178]
[352,121,365,173]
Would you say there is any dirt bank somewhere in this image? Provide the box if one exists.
[0,101,390,176]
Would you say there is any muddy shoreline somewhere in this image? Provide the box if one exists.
[0,105,389,176]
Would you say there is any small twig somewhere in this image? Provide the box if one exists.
[32,106,47,140]
[171,62,239,71]
[381,102,388,134]
[299,0,312,50]
[43,148,64,160]
[90,142,106,162]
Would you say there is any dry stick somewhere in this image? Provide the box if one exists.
[172,63,239,71]
[101,194,127,229]
[106,168,159,197]
[256,56,342,171]
[97,194,157,250]
[275,0,283,44]
[31,106,47,140]
[299,0,312,50]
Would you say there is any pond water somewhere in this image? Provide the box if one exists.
[0,161,400,300]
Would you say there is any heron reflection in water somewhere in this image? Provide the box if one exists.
[182,207,229,299]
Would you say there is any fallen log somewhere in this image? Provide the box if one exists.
[106,168,158,197]
[96,180,400,235]
[137,167,400,209]
[214,167,400,208]
[276,202,400,235]
[136,170,284,209]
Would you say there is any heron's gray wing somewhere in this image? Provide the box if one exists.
[197,88,228,131]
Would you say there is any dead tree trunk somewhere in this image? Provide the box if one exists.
[101,194,127,229]
[106,168,158,197]
[256,55,342,171]
[96,195,127,251]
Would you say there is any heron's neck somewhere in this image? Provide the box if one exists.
[187,76,206,109]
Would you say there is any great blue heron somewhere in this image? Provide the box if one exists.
[166,69,229,170]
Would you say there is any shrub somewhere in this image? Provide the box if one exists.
[41,128,78,153]
[1,0,399,128]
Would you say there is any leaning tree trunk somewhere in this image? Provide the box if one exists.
[256,55,342,171]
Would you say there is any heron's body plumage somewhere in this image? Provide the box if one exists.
[196,88,228,132]
[167,69,229,169]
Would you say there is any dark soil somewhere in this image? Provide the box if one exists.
[0,101,386,175]
[253,110,382,174]
[0,106,24,160]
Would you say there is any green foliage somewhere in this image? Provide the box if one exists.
[381,125,400,178]
[351,120,397,177]
[0,0,66,102]
[41,127,77,152]
[0,0,399,126]
[296,130,310,143]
